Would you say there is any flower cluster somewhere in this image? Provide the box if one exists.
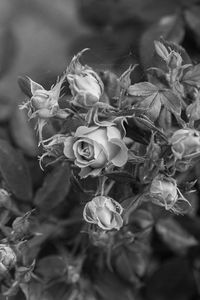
[20,41,200,233]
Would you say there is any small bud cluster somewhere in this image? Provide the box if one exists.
[19,40,200,235]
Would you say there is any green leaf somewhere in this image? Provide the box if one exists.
[156,217,198,254]
[145,258,197,300]
[159,89,181,115]
[128,82,159,97]
[0,139,32,201]
[34,162,70,211]
[182,64,200,88]
[36,255,66,282]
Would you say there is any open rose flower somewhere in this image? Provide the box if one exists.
[149,174,190,213]
[67,49,104,109]
[63,122,128,178]
[170,128,200,160]
[83,196,123,230]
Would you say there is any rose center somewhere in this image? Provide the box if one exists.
[79,142,94,160]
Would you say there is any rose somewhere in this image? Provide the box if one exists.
[83,196,123,230]
[20,76,67,120]
[67,49,104,109]
[67,68,104,108]
[149,175,190,213]
[63,123,128,178]
[150,175,178,209]
[170,129,200,160]
[0,244,17,275]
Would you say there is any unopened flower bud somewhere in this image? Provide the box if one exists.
[170,128,200,160]
[150,175,177,207]
[68,70,103,108]
[83,196,123,230]
[167,51,182,69]
[149,175,189,213]
[67,49,104,108]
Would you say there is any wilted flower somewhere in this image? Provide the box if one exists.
[170,128,200,160]
[67,49,104,109]
[0,244,17,275]
[149,174,190,213]
[83,196,123,230]
[63,121,128,178]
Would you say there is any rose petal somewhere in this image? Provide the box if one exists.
[112,214,123,230]
[110,139,128,167]
[83,201,98,223]
[73,138,94,167]
[75,126,98,137]
[107,126,122,141]
[63,137,75,159]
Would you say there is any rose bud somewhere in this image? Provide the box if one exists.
[67,49,104,108]
[170,128,200,160]
[20,74,67,120]
[0,244,17,275]
[83,196,123,230]
[149,175,190,213]
[167,51,182,70]
[63,122,128,178]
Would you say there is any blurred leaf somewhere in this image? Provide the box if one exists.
[131,208,154,230]
[115,243,148,284]
[185,5,200,48]
[156,217,198,254]
[140,15,185,69]
[20,281,50,300]
[36,255,66,281]
[34,162,70,211]
[145,258,197,300]
[0,26,16,79]
[95,271,134,300]
[105,171,136,183]
[114,251,140,285]
[0,139,32,201]
[0,94,15,122]
[10,109,38,157]
[182,64,200,88]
